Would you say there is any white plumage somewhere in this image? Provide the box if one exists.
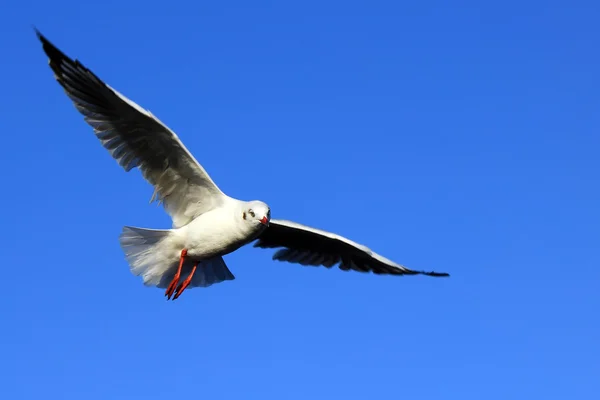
[36,29,449,300]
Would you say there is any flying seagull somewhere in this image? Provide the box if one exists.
[35,30,449,300]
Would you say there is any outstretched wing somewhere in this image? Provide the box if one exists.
[255,219,449,277]
[36,30,228,228]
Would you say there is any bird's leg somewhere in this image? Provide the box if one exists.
[165,249,188,300]
[173,262,198,300]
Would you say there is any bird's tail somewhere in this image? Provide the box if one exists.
[119,226,235,289]
[119,226,177,287]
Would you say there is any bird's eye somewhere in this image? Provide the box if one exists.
[249,209,255,218]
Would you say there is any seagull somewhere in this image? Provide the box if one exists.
[35,30,449,300]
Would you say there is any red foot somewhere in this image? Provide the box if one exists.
[165,249,188,300]
[173,263,198,300]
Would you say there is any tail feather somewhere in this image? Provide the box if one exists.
[120,226,175,287]
[156,255,235,289]
[192,257,235,287]
[119,226,235,289]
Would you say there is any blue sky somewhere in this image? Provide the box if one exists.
[2,0,599,398]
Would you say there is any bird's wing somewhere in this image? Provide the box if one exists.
[36,30,228,228]
[254,219,450,277]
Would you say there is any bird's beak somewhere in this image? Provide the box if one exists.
[260,216,269,226]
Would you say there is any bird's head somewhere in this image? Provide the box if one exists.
[242,200,271,227]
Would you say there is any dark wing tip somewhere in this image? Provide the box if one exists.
[34,27,51,51]
[420,271,450,277]
[33,28,110,104]
[34,28,70,66]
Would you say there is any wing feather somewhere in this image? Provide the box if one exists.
[36,30,227,227]
[255,219,450,277]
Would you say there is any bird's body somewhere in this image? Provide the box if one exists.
[36,29,449,300]
[179,199,268,259]
[120,199,271,295]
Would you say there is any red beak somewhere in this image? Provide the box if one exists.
[260,216,269,226]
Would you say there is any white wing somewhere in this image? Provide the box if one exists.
[37,30,227,228]
[254,219,450,277]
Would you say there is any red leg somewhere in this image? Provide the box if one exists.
[173,262,198,300]
[165,249,187,300]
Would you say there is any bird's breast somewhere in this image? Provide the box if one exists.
[181,211,256,259]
